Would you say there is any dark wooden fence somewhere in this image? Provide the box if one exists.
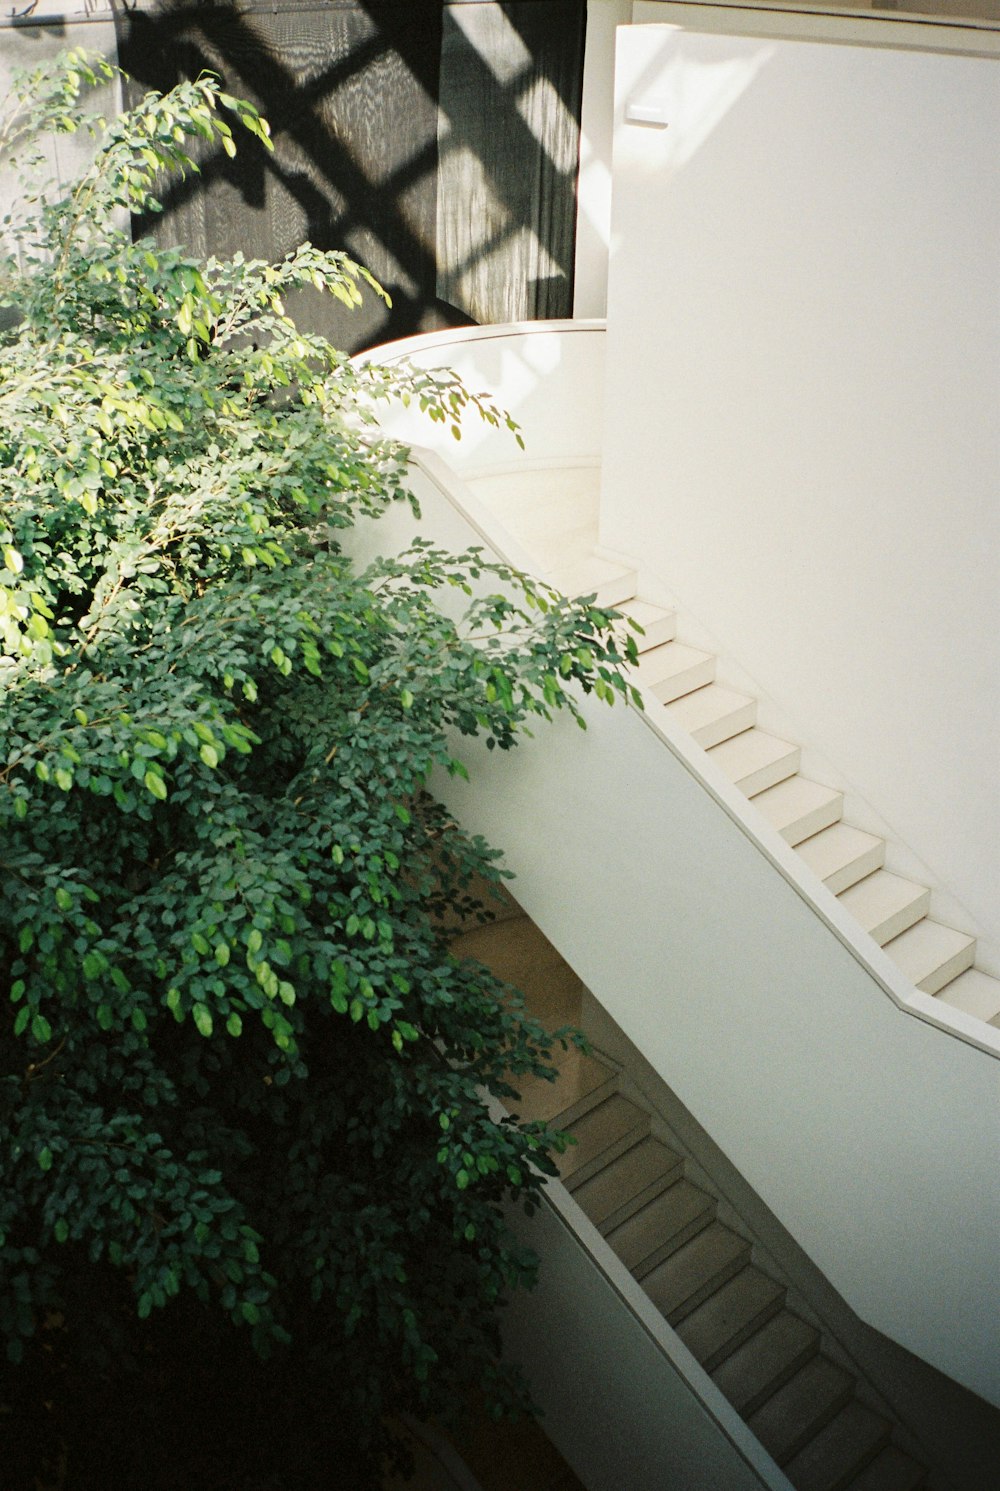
[114,0,586,352]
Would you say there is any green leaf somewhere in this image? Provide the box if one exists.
[144,769,167,801]
[226,1012,243,1037]
[192,1003,214,1037]
[31,1013,52,1044]
[38,1147,53,1172]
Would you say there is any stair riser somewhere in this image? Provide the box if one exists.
[786,1417,891,1491]
[648,656,716,704]
[560,1116,651,1189]
[780,796,845,847]
[544,1072,620,1130]
[673,698,758,750]
[584,1160,686,1235]
[718,746,802,798]
[819,842,886,896]
[684,1289,787,1374]
[864,891,931,947]
[752,1375,856,1467]
[624,614,677,651]
[824,1433,893,1491]
[714,1328,821,1418]
[629,1202,716,1281]
[651,1242,752,1326]
[915,942,977,995]
[751,778,845,846]
[590,573,639,608]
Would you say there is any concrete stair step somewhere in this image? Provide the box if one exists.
[707,729,801,797]
[557,1093,650,1188]
[642,1220,751,1325]
[842,1446,927,1491]
[836,871,931,946]
[605,1178,716,1278]
[548,554,637,608]
[676,1264,786,1372]
[783,1401,892,1491]
[616,598,677,651]
[711,1310,821,1416]
[748,1355,856,1466]
[570,1134,685,1232]
[663,683,757,748]
[750,775,845,846]
[636,641,715,702]
[795,823,886,895]
[933,966,1000,1025]
[882,919,976,996]
[513,1048,617,1127]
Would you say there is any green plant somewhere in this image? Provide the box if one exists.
[0,52,639,1487]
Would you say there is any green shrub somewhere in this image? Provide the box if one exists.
[0,52,638,1487]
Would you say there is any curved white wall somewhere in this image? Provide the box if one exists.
[601,24,1000,967]
[358,320,607,475]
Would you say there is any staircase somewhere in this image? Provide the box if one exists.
[471,914,935,1491]
[543,547,1000,1033]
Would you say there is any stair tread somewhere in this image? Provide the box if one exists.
[663,683,757,747]
[795,823,885,894]
[841,1446,926,1491]
[837,870,930,946]
[558,1093,649,1183]
[883,919,976,995]
[605,1177,715,1275]
[571,1134,684,1230]
[707,729,801,796]
[712,1310,821,1416]
[642,1220,750,1323]
[751,775,845,845]
[675,1264,786,1372]
[933,966,1000,1024]
[783,1401,891,1491]
[747,1354,856,1465]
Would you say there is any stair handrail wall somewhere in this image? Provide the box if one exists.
[342,368,1000,1406]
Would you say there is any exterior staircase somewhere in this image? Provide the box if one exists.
[473,913,936,1491]
[550,549,1000,1031]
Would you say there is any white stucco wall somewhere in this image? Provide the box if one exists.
[599,22,1000,966]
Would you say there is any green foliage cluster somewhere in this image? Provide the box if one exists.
[0,53,639,1486]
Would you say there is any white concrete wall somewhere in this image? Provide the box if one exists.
[572,5,1000,319]
[600,23,1000,967]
